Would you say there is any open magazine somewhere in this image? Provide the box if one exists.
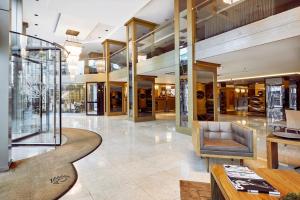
[223,165,280,196]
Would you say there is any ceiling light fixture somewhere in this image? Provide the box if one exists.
[64,30,82,77]
[34,23,38,26]
[34,14,38,16]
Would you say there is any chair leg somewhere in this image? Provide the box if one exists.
[206,158,210,172]
[240,159,244,166]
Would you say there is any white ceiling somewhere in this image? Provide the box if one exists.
[140,36,300,82]
[202,36,300,81]
[23,0,174,55]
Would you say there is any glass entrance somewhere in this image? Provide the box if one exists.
[86,82,104,115]
[10,31,63,146]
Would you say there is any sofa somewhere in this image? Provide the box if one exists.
[192,121,256,170]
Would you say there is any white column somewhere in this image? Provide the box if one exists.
[11,0,22,32]
[0,0,11,171]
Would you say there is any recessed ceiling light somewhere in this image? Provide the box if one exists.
[34,14,39,16]
[35,23,38,26]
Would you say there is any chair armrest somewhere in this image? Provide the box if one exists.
[232,123,254,153]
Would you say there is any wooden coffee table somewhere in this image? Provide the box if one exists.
[211,165,300,200]
[267,134,300,169]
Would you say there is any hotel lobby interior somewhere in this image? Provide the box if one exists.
[1,0,300,199]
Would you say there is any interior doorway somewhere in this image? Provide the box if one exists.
[86,82,105,116]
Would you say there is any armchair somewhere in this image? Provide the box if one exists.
[193,121,256,170]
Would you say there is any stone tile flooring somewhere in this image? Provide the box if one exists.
[11,113,300,199]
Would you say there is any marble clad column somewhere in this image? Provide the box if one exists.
[0,0,12,171]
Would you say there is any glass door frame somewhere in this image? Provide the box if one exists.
[10,40,63,146]
[86,82,104,116]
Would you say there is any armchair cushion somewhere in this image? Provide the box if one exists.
[203,139,249,152]
[232,123,253,152]
[200,121,233,140]
[198,121,255,158]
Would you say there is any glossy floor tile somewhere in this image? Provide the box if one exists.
[11,113,300,200]
[60,113,210,200]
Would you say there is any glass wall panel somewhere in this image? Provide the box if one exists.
[128,40,133,118]
[86,82,98,115]
[266,78,285,123]
[61,84,85,113]
[137,22,174,62]
[86,82,104,116]
[10,31,63,145]
[110,85,123,112]
[87,103,98,115]
[138,80,153,117]
[110,47,126,72]
[179,0,188,127]
[87,58,105,74]
[196,71,215,121]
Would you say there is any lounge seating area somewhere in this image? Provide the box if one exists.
[193,121,256,170]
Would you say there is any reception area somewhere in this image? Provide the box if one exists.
[1,0,300,200]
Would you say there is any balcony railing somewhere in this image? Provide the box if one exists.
[136,22,174,63]
[194,0,300,42]
[110,47,127,72]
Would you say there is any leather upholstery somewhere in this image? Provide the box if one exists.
[198,121,254,158]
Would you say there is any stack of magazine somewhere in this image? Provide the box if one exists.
[223,165,280,196]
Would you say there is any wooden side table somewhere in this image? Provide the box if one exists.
[267,134,300,169]
[211,165,300,200]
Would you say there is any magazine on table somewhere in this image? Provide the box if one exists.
[223,165,280,196]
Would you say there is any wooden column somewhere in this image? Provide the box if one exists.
[174,0,181,130]
[125,18,157,122]
[102,39,126,116]
[187,0,196,130]
[103,41,110,115]
[174,0,196,134]
[194,61,220,121]
[267,140,279,169]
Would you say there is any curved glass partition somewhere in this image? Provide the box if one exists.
[110,47,127,72]
[10,31,65,145]
[136,22,174,63]
[194,0,300,42]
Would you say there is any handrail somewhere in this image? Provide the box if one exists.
[110,46,127,58]
[10,31,70,55]
[193,0,212,10]
[87,57,105,60]
[195,0,249,24]
[135,21,174,43]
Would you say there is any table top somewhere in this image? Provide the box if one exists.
[267,134,300,146]
[211,165,300,200]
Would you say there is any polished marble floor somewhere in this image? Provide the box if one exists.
[60,113,210,200]
[11,113,300,200]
